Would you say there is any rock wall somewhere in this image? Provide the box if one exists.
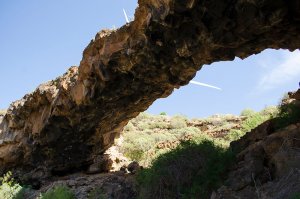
[0,0,300,181]
[213,90,300,199]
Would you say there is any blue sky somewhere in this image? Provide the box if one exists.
[1,1,299,118]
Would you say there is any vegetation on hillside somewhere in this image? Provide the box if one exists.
[0,172,75,199]
[225,106,277,141]
[120,113,206,166]
[120,106,277,166]
[137,140,235,199]
[40,185,75,199]
[0,109,6,115]
[122,105,283,199]
[274,94,300,129]
[0,172,25,199]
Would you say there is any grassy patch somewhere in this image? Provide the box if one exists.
[40,185,75,199]
[136,140,235,199]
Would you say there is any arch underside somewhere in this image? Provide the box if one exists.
[0,0,299,180]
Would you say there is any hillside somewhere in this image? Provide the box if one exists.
[119,110,273,167]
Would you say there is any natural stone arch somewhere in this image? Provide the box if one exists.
[0,0,299,181]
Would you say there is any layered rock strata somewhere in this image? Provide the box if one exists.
[0,0,300,181]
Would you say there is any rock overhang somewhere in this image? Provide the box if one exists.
[0,0,299,182]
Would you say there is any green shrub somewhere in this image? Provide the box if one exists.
[225,129,244,141]
[0,172,25,199]
[40,185,74,199]
[160,112,167,115]
[169,127,200,138]
[226,112,270,141]
[274,101,300,130]
[205,117,227,127]
[260,106,278,117]
[121,132,156,161]
[170,115,187,129]
[137,140,235,199]
[136,122,151,130]
[122,144,145,162]
[241,113,267,133]
[152,133,176,143]
[148,121,169,129]
[134,112,152,123]
[240,108,256,117]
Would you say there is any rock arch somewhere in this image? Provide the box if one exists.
[0,0,300,180]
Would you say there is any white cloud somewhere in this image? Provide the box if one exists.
[257,50,300,91]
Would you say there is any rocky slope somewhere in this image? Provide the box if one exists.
[1,0,300,182]
[213,90,300,199]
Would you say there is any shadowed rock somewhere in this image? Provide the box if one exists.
[0,0,300,182]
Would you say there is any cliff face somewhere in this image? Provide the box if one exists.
[0,0,300,181]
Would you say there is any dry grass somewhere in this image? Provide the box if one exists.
[0,109,6,115]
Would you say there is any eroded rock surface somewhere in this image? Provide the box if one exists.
[23,172,136,199]
[0,0,300,181]
[213,90,300,199]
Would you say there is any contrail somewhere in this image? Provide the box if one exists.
[123,9,130,23]
[190,80,222,90]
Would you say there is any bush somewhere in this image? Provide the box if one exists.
[135,112,151,120]
[170,116,187,129]
[241,113,267,133]
[152,133,176,143]
[205,117,227,127]
[40,185,75,199]
[225,129,244,141]
[169,127,200,138]
[0,172,25,199]
[137,140,235,199]
[226,112,270,141]
[136,122,151,131]
[274,101,300,130]
[121,132,156,162]
[148,121,169,129]
[240,108,256,117]
[260,106,278,117]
